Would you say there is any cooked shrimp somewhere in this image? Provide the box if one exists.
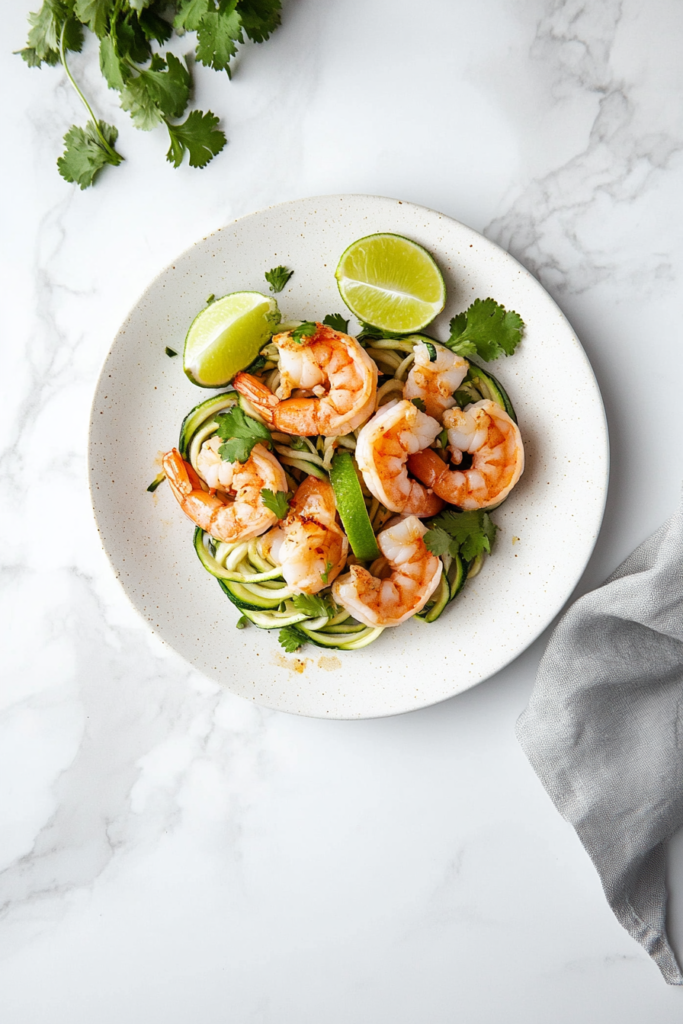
[332,516,441,627]
[407,399,524,510]
[403,340,468,419]
[232,323,377,436]
[260,476,347,595]
[355,399,444,517]
[162,439,287,542]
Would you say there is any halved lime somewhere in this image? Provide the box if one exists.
[183,291,280,388]
[329,452,380,561]
[335,233,446,333]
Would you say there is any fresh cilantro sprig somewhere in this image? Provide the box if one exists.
[322,313,349,333]
[443,299,525,362]
[278,625,306,653]
[424,510,498,563]
[261,488,291,519]
[216,406,272,463]
[18,0,283,188]
[292,593,334,618]
[291,322,318,344]
[265,266,294,293]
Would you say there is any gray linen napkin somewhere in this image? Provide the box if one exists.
[517,496,683,984]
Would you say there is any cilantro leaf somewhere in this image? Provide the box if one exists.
[165,347,177,357]
[323,313,349,333]
[444,299,525,362]
[99,36,128,91]
[195,0,244,76]
[238,0,282,43]
[121,54,190,129]
[320,559,334,585]
[245,354,266,373]
[57,120,122,189]
[20,1,84,67]
[216,406,271,463]
[291,322,317,344]
[424,510,497,563]
[261,488,291,519]
[173,0,210,33]
[74,0,112,39]
[292,593,334,618]
[138,8,173,45]
[265,265,293,293]
[422,527,452,557]
[410,398,426,412]
[278,625,305,653]
[166,110,227,168]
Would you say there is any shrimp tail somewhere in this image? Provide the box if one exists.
[232,373,278,424]
[407,449,450,491]
[162,448,225,531]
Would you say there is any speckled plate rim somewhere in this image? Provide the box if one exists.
[88,194,609,719]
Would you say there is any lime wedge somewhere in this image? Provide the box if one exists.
[183,291,280,388]
[335,233,446,333]
[330,452,380,561]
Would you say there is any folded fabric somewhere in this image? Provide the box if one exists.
[517,495,683,984]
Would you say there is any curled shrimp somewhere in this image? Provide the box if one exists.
[332,516,441,627]
[162,438,287,542]
[408,399,524,510]
[260,476,348,594]
[355,399,444,517]
[232,323,377,436]
[403,340,469,420]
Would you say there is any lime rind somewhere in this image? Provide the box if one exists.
[335,232,446,333]
[330,452,380,562]
[183,291,280,388]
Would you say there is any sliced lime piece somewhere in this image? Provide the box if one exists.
[183,291,280,388]
[335,233,446,333]
[330,452,380,561]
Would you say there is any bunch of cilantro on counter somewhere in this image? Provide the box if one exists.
[18,0,282,189]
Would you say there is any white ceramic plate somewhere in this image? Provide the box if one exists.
[88,195,608,719]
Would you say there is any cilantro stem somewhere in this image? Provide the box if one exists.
[59,23,122,166]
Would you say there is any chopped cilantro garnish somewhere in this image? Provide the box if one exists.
[323,313,349,333]
[292,593,334,618]
[443,299,524,362]
[216,406,272,463]
[410,398,426,413]
[278,625,305,653]
[261,488,291,519]
[291,322,318,344]
[165,347,177,357]
[424,510,497,563]
[265,266,294,293]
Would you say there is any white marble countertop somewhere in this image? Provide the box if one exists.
[3,0,683,1019]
